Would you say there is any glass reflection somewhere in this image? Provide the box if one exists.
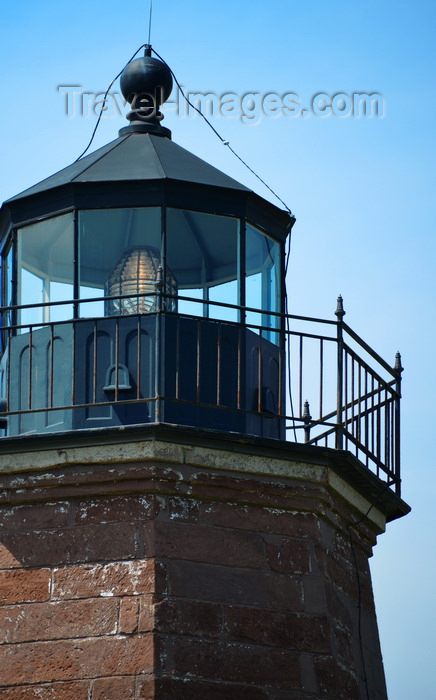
[246,223,280,344]
[79,208,161,318]
[17,214,74,327]
[166,209,239,322]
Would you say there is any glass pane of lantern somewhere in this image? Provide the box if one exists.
[20,269,44,327]
[246,223,281,344]
[175,286,204,318]
[1,242,14,329]
[17,213,74,328]
[6,246,13,315]
[166,209,239,321]
[0,241,11,356]
[78,208,162,317]
[209,279,238,322]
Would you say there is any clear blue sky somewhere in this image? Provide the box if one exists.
[1,2,435,697]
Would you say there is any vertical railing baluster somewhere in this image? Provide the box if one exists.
[278,326,283,416]
[50,323,55,410]
[154,266,164,423]
[136,316,141,400]
[394,352,403,496]
[114,318,120,402]
[299,335,303,418]
[371,375,374,459]
[351,358,355,444]
[364,370,369,467]
[389,394,395,472]
[28,326,33,411]
[175,316,180,400]
[384,387,389,472]
[196,320,201,405]
[71,319,76,408]
[358,362,362,445]
[376,383,381,467]
[319,339,323,420]
[344,349,348,450]
[92,322,97,405]
[216,326,221,406]
[335,296,345,450]
[237,326,241,410]
[6,327,11,414]
[303,399,311,443]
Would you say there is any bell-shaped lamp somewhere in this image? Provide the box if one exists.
[105,246,177,315]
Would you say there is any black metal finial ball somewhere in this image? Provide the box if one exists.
[120,51,173,106]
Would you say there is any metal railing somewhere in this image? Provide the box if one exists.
[0,292,402,495]
[285,296,402,495]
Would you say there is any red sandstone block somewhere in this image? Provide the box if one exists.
[140,677,268,699]
[92,676,135,699]
[334,624,354,667]
[0,464,180,494]
[0,545,24,569]
[334,529,373,578]
[0,634,153,686]
[315,543,360,604]
[52,560,155,600]
[334,529,352,559]
[360,580,377,615]
[151,598,222,638]
[138,598,155,632]
[191,472,329,512]
[0,522,139,568]
[200,501,321,539]
[189,471,292,497]
[134,675,154,699]
[313,656,360,699]
[153,559,169,596]
[0,503,70,532]
[324,552,358,603]
[118,596,140,634]
[325,586,352,629]
[191,482,290,510]
[330,500,378,548]
[75,494,162,526]
[168,496,200,522]
[164,637,301,690]
[266,537,311,574]
[0,680,90,699]
[144,520,265,568]
[224,606,331,653]
[168,560,304,610]
[302,573,328,615]
[0,569,50,605]
[0,598,118,644]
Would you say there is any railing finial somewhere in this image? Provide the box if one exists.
[302,399,311,420]
[335,295,346,320]
[394,351,403,373]
[303,399,312,443]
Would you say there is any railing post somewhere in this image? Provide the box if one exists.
[394,351,403,496]
[303,400,312,444]
[154,266,164,423]
[335,295,346,450]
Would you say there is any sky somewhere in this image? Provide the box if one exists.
[1,1,435,697]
